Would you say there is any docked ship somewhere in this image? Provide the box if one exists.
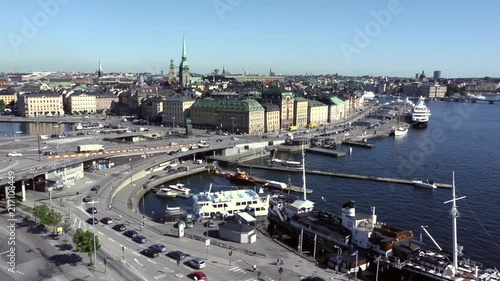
[227,169,257,185]
[385,173,500,281]
[168,183,193,198]
[156,187,177,198]
[192,184,270,219]
[411,96,431,128]
[267,158,303,169]
[74,122,104,130]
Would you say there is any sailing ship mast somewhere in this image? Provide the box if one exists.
[444,171,466,274]
[301,141,307,201]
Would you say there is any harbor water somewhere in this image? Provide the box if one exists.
[0,121,73,137]
[142,99,500,268]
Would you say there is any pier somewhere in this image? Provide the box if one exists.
[236,164,453,189]
[306,147,346,157]
[342,140,375,148]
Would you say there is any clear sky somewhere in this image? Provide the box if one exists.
[2,0,499,77]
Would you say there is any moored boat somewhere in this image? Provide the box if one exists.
[411,96,431,128]
[156,187,177,198]
[412,179,437,189]
[228,169,257,185]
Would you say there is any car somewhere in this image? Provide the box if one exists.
[77,132,85,136]
[262,135,268,139]
[189,258,206,269]
[82,195,92,202]
[123,230,138,238]
[301,277,326,281]
[167,250,187,261]
[86,207,98,214]
[133,235,147,244]
[113,224,126,231]
[190,271,207,281]
[206,219,216,228]
[163,166,173,171]
[91,185,100,191]
[43,150,57,156]
[101,217,113,225]
[231,137,239,141]
[149,175,160,180]
[140,249,159,258]
[170,142,178,146]
[7,152,22,157]
[87,218,98,225]
[149,243,167,253]
[185,220,194,229]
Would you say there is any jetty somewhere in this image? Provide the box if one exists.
[342,140,375,148]
[236,164,453,189]
[306,147,346,157]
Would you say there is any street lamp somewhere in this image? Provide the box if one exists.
[91,197,97,268]
[172,117,175,129]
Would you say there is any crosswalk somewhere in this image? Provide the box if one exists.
[227,266,275,281]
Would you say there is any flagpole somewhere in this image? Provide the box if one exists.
[354,251,358,280]
[375,256,380,281]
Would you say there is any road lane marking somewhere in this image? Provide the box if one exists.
[133,252,140,256]
[134,258,144,267]
[108,238,115,243]
[147,259,157,264]
[163,267,174,272]
[98,231,104,235]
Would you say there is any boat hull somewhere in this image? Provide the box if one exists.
[411,121,428,129]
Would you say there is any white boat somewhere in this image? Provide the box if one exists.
[15,131,23,134]
[394,126,409,137]
[267,158,303,169]
[165,205,186,216]
[411,96,431,128]
[192,184,270,219]
[176,190,193,198]
[412,179,437,189]
[394,102,409,137]
[156,187,177,198]
[168,183,191,193]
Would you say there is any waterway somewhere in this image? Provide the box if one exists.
[0,121,73,137]
[141,98,500,268]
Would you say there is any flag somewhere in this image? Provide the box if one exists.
[351,250,358,256]
[321,196,326,202]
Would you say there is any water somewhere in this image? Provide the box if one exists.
[0,122,73,137]
[144,99,500,268]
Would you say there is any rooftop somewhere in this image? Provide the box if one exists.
[191,98,264,112]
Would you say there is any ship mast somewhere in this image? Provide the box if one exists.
[301,141,307,201]
[444,171,466,273]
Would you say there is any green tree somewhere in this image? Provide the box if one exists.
[0,100,6,112]
[33,203,50,224]
[73,229,101,265]
[61,220,72,242]
[45,208,63,233]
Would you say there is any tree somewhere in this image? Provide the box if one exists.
[45,208,63,233]
[0,100,6,112]
[33,203,50,224]
[61,220,72,242]
[73,229,101,265]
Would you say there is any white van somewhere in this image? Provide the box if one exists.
[194,159,203,164]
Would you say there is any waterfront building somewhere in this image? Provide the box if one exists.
[261,88,294,131]
[17,92,64,117]
[67,92,96,114]
[307,99,328,126]
[0,91,17,105]
[262,103,280,133]
[190,99,265,134]
[403,82,447,98]
[93,92,119,112]
[178,37,191,88]
[319,96,345,123]
[162,97,195,127]
[294,97,309,128]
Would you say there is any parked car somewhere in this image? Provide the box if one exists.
[206,219,216,228]
[185,220,194,229]
[133,235,147,244]
[82,196,92,202]
[170,142,178,146]
[301,277,326,281]
[167,250,187,260]
[141,248,159,258]
[7,152,22,157]
[216,139,223,142]
[113,224,126,231]
[77,132,85,136]
[86,207,98,214]
[87,218,98,225]
[123,230,138,238]
[100,217,113,225]
[189,258,206,269]
[91,185,100,191]
[149,175,160,180]
[149,243,167,253]
[190,271,207,281]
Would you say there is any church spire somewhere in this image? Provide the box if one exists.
[182,33,187,59]
[97,57,103,78]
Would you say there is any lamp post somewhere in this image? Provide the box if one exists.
[172,117,175,129]
[91,198,97,268]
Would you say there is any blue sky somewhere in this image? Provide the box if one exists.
[2,0,499,77]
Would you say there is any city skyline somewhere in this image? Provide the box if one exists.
[2,0,500,77]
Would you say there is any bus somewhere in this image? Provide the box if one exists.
[288,126,298,131]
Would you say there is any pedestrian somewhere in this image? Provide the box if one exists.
[252,265,257,271]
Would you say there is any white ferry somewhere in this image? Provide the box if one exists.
[192,184,270,219]
[267,158,303,169]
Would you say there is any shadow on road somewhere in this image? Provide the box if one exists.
[56,243,73,251]
[49,253,82,266]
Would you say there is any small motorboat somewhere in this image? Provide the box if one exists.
[15,131,23,134]
[156,187,177,198]
[412,179,437,189]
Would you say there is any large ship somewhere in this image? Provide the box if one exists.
[192,184,269,219]
[411,96,431,128]
[385,173,500,281]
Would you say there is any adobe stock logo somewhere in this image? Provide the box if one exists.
[7,0,71,54]
[213,0,244,21]
[340,0,406,63]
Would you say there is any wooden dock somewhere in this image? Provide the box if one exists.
[306,147,346,157]
[342,141,375,148]
[236,163,452,189]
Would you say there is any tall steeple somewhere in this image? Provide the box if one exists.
[97,57,103,78]
[178,33,190,88]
